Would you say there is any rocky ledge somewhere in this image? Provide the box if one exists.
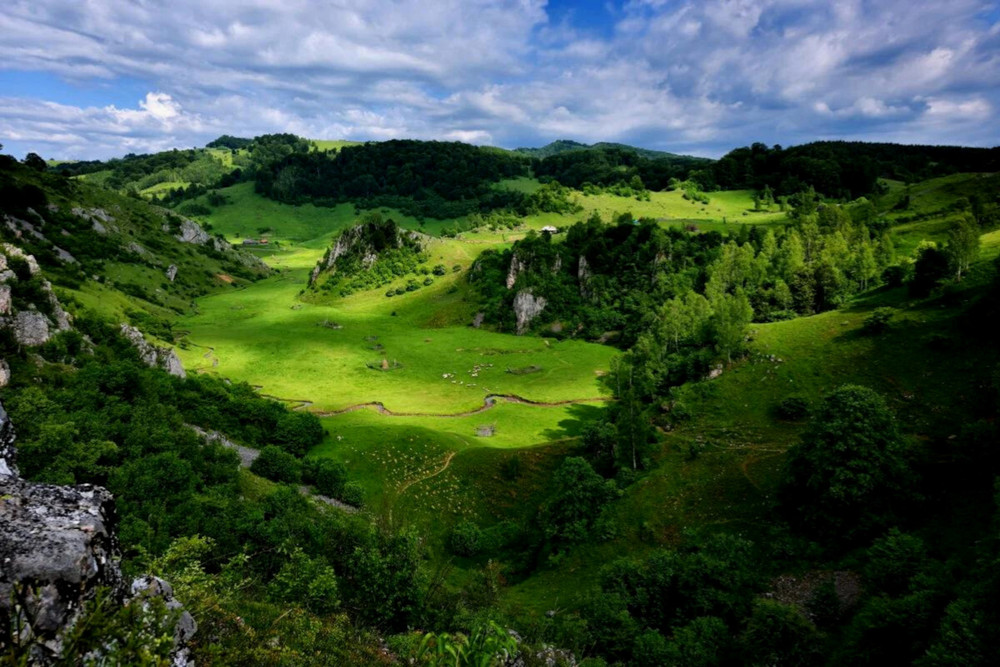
[0,403,195,664]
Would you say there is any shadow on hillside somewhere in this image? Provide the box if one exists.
[540,403,608,442]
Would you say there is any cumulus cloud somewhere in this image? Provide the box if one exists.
[0,0,997,159]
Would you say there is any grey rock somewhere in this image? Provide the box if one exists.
[513,290,547,335]
[0,402,18,478]
[53,247,77,265]
[0,403,195,665]
[506,251,526,289]
[166,264,178,282]
[578,255,592,298]
[13,311,52,346]
[0,359,10,389]
[129,575,197,664]
[119,324,186,378]
[0,284,11,315]
[174,218,210,245]
[126,242,149,257]
[472,312,485,328]
[2,243,41,275]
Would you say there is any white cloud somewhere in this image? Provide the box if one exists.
[0,0,997,159]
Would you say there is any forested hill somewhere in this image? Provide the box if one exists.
[253,139,529,218]
[514,139,708,162]
[0,154,268,325]
[706,141,1000,199]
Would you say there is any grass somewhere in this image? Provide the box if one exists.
[176,255,615,414]
[576,188,787,227]
[311,140,364,152]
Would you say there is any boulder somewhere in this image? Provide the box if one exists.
[166,264,178,282]
[0,359,10,389]
[174,218,211,245]
[13,310,52,346]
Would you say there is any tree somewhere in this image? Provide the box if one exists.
[23,152,47,171]
[781,385,913,541]
[909,243,949,297]
[945,219,981,281]
[709,290,753,363]
[541,457,619,545]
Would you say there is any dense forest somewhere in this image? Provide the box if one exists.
[253,139,530,218]
[705,141,1000,199]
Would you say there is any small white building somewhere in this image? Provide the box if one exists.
[541,225,558,234]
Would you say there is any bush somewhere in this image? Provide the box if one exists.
[448,520,483,557]
[340,481,364,507]
[432,264,447,276]
[863,307,895,335]
[777,396,810,421]
[883,264,907,288]
[312,460,348,497]
[273,412,324,457]
[250,445,301,483]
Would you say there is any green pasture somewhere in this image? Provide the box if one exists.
[576,188,787,226]
[176,230,615,414]
[311,139,364,152]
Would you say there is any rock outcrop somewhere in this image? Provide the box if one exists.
[166,264,178,282]
[310,219,426,286]
[506,251,526,289]
[0,404,195,665]
[120,324,186,378]
[513,290,547,335]
[578,255,592,298]
[0,245,73,346]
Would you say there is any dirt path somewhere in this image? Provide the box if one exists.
[396,451,456,497]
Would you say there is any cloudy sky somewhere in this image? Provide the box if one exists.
[1,0,998,160]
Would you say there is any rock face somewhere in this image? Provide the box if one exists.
[120,324,186,378]
[513,290,547,335]
[578,255,592,298]
[506,251,526,289]
[0,404,195,665]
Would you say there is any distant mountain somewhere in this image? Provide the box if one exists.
[514,139,709,162]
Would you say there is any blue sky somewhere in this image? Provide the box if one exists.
[1,0,998,160]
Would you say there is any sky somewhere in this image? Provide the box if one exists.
[1,0,998,160]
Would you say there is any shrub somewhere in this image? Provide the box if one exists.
[863,307,895,335]
[250,446,301,483]
[448,520,483,557]
[777,396,810,421]
[312,460,348,497]
[340,481,364,507]
[432,264,447,276]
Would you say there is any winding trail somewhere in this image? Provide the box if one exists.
[315,394,608,418]
[396,451,457,497]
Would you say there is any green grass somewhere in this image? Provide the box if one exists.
[140,180,188,197]
[577,188,787,227]
[311,139,364,152]
[176,255,615,414]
